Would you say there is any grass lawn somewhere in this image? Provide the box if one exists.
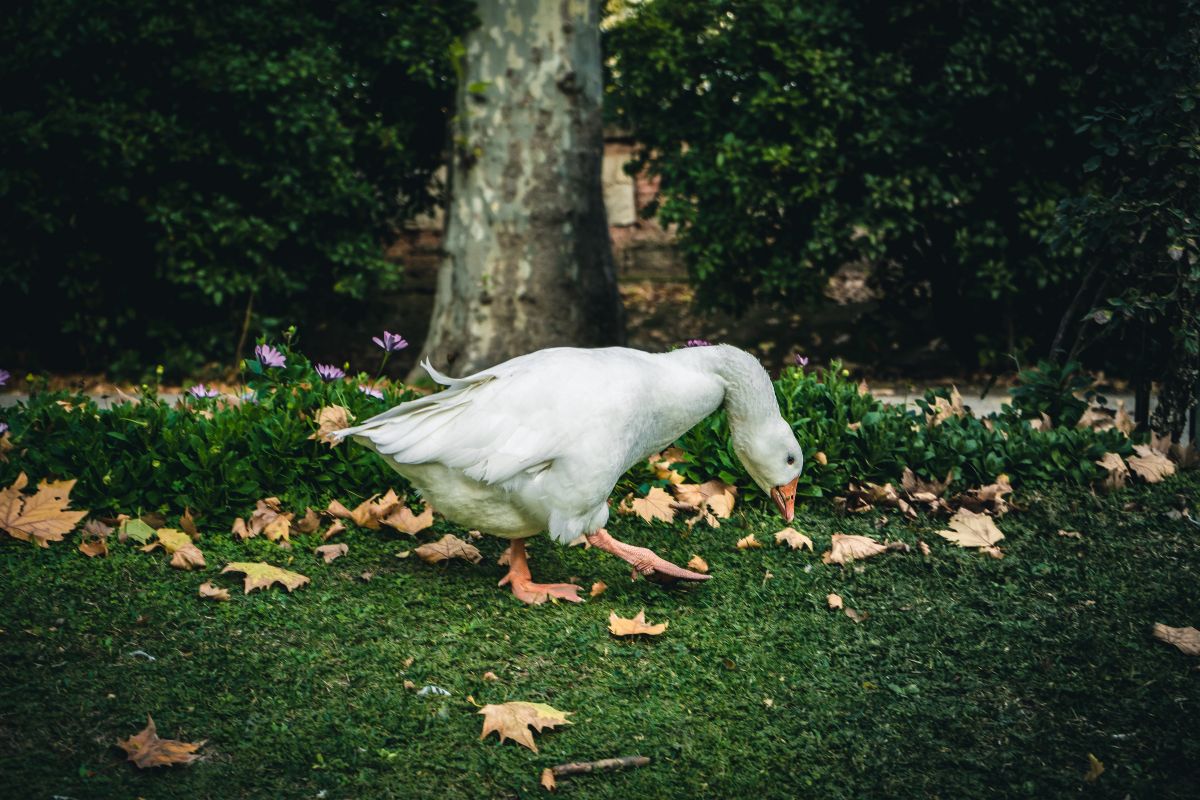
[1,474,1198,799]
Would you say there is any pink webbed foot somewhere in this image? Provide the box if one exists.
[586,529,711,583]
[497,538,583,606]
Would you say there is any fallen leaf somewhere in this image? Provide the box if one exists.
[736,534,761,550]
[827,593,843,610]
[844,607,869,623]
[414,534,482,564]
[843,480,916,520]
[179,508,199,539]
[541,767,557,791]
[309,405,352,447]
[350,496,382,528]
[79,519,111,558]
[198,582,230,601]
[116,715,205,768]
[482,671,500,682]
[1077,406,1116,432]
[0,472,88,547]
[814,451,828,465]
[918,540,931,556]
[0,430,12,462]
[403,679,416,690]
[221,562,310,593]
[295,508,321,534]
[316,543,348,563]
[79,538,108,558]
[774,527,813,551]
[1057,529,1083,540]
[821,534,887,565]
[478,701,572,753]
[326,499,354,520]
[673,479,737,527]
[140,528,205,570]
[381,502,435,535]
[608,609,668,636]
[321,520,347,541]
[1151,623,1200,656]
[937,508,1005,555]
[927,386,965,426]
[590,581,607,597]
[624,487,676,524]
[497,545,513,566]
[1095,452,1129,492]
[649,447,687,484]
[687,554,709,573]
[360,571,374,581]
[1128,444,1176,484]
[1083,753,1105,783]
[953,476,1013,515]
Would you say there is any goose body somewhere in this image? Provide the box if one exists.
[335,344,803,603]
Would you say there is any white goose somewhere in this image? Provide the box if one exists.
[334,344,802,604]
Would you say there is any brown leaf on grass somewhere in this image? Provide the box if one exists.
[827,593,843,610]
[0,472,89,547]
[179,508,199,539]
[233,498,294,543]
[316,543,348,564]
[414,534,482,564]
[295,508,321,534]
[221,562,310,593]
[79,538,109,558]
[649,447,687,485]
[918,540,931,556]
[478,701,572,753]
[937,508,1005,557]
[608,609,668,636]
[198,582,230,602]
[140,528,205,570]
[482,671,500,682]
[1151,623,1200,656]
[926,386,965,426]
[1058,529,1083,540]
[1083,753,1105,783]
[1128,444,1176,484]
[673,479,737,528]
[1026,412,1053,431]
[901,468,954,512]
[309,405,352,447]
[78,519,112,558]
[321,520,347,541]
[621,487,677,524]
[120,517,155,544]
[117,715,205,768]
[262,515,291,544]
[541,767,557,791]
[380,502,434,535]
[821,534,900,565]
[497,545,513,566]
[843,607,869,624]
[326,499,354,520]
[774,527,813,551]
[231,517,251,540]
[1095,452,1129,492]
[843,481,917,520]
[590,581,607,597]
[687,554,709,573]
[1114,402,1134,437]
[735,534,761,549]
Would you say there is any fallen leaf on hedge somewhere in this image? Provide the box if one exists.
[623,487,676,524]
[231,517,251,540]
[141,528,205,570]
[901,467,954,511]
[79,538,108,558]
[478,701,572,753]
[953,475,1013,515]
[1058,529,1083,540]
[179,508,199,539]
[120,517,156,544]
[687,554,709,573]
[608,609,667,636]
[1077,406,1116,431]
[322,520,347,541]
[309,405,351,447]
[198,582,230,601]
[78,519,112,558]
[814,451,828,465]
[221,562,310,593]
[414,534,482,564]
[117,715,205,768]
[821,534,888,565]
[541,768,557,791]
[937,508,1004,557]
[1127,444,1175,483]
[1095,452,1129,492]
[736,534,761,549]
[0,472,89,547]
[843,480,917,519]
[295,507,321,534]
[1151,623,1200,656]
[774,527,813,551]
[827,593,843,610]
[927,386,965,426]
[381,502,434,535]
[316,543,348,563]
[590,581,607,597]
[1083,753,1105,783]
[649,447,687,485]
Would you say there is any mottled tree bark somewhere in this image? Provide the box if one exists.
[416,0,624,377]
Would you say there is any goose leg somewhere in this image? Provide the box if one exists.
[498,538,583,605]
[585,529,711,582]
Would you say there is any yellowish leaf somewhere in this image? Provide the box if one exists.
[687,554,709,573]
[1057,529,1083,540]
[116,715,205,768]
[821,534,888,565]
[309,405,352,447]
[541,767,557,791]
[381,502,435,535]
[1152,623,1200,656]
[316,543,348,563]
[478,701,572,753]
[221,562,310,593]
[827,593,843,610]
[0,472,88,547]
[79,538,108,558]
[1083,753,1105,783]
[482,671,500,682]
[735,534,761,550]
[198,582,230,602]
[937,508,1005,552]
[590,581,607,597]
[141,528,206,570]
[608,609,668,636]
[414,534,482,564]
[625,487,676,524]
[1128,444,1175,484]
[814,451,828,466]
[774,527,813,551]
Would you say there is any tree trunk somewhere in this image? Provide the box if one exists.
[416,0,624,377]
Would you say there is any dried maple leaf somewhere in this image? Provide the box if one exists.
[541,768,557,791]
[0,430,12,462]
[821,534,891,565]
[116,715,205,768]
[1083,753,1105,783]
[0,472,88,547]
[309,405,352,447]
[141,528,206,570]
[608,609,667,636]
[295,507,321,534]
[1058,529,1083,540]
[483,671,500,682]
[322,520,347,541]
[79,538,108,558]
[119,517,155,544]
[843,481,917,520]
[623,487,676,524]
[649,447,687,485]
[316,543,348,563]
[221,562,310,593]
[843,607,869,624]
[179,508,199,539]
[1095,452,1129,492]
[687,554,709,573]
[937,508,1005,557]
[381,502,435,535]
[953,475,1013,515]
[326,499,354,520]
[1151,623,1200,656]
[1127,444,1176,484]
[827,593,843,610]
[735,534,761,549]
[926,387,965,426]
[414,534,482,564]
[774,527,813,551]
[198,582,230,602]
[590,581,607,597]
[478,701,572,753]
[673,479,737,528]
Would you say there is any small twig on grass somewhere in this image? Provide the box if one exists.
[552,755,650,778]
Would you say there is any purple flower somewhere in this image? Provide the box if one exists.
[358,384,384,400]
[0,422,7,435]
[684,339,712,347]
[794,355,810,367]
[372,331,409,352]
[316,363,346,381]
[187,383,220,399]
[255,344,286,369]
[0,369,9,387]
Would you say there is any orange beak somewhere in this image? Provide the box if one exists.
[771,477,798,523]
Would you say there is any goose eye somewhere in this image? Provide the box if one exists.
[786,455,795,465]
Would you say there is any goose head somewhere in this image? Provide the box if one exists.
[732,415,803,523]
